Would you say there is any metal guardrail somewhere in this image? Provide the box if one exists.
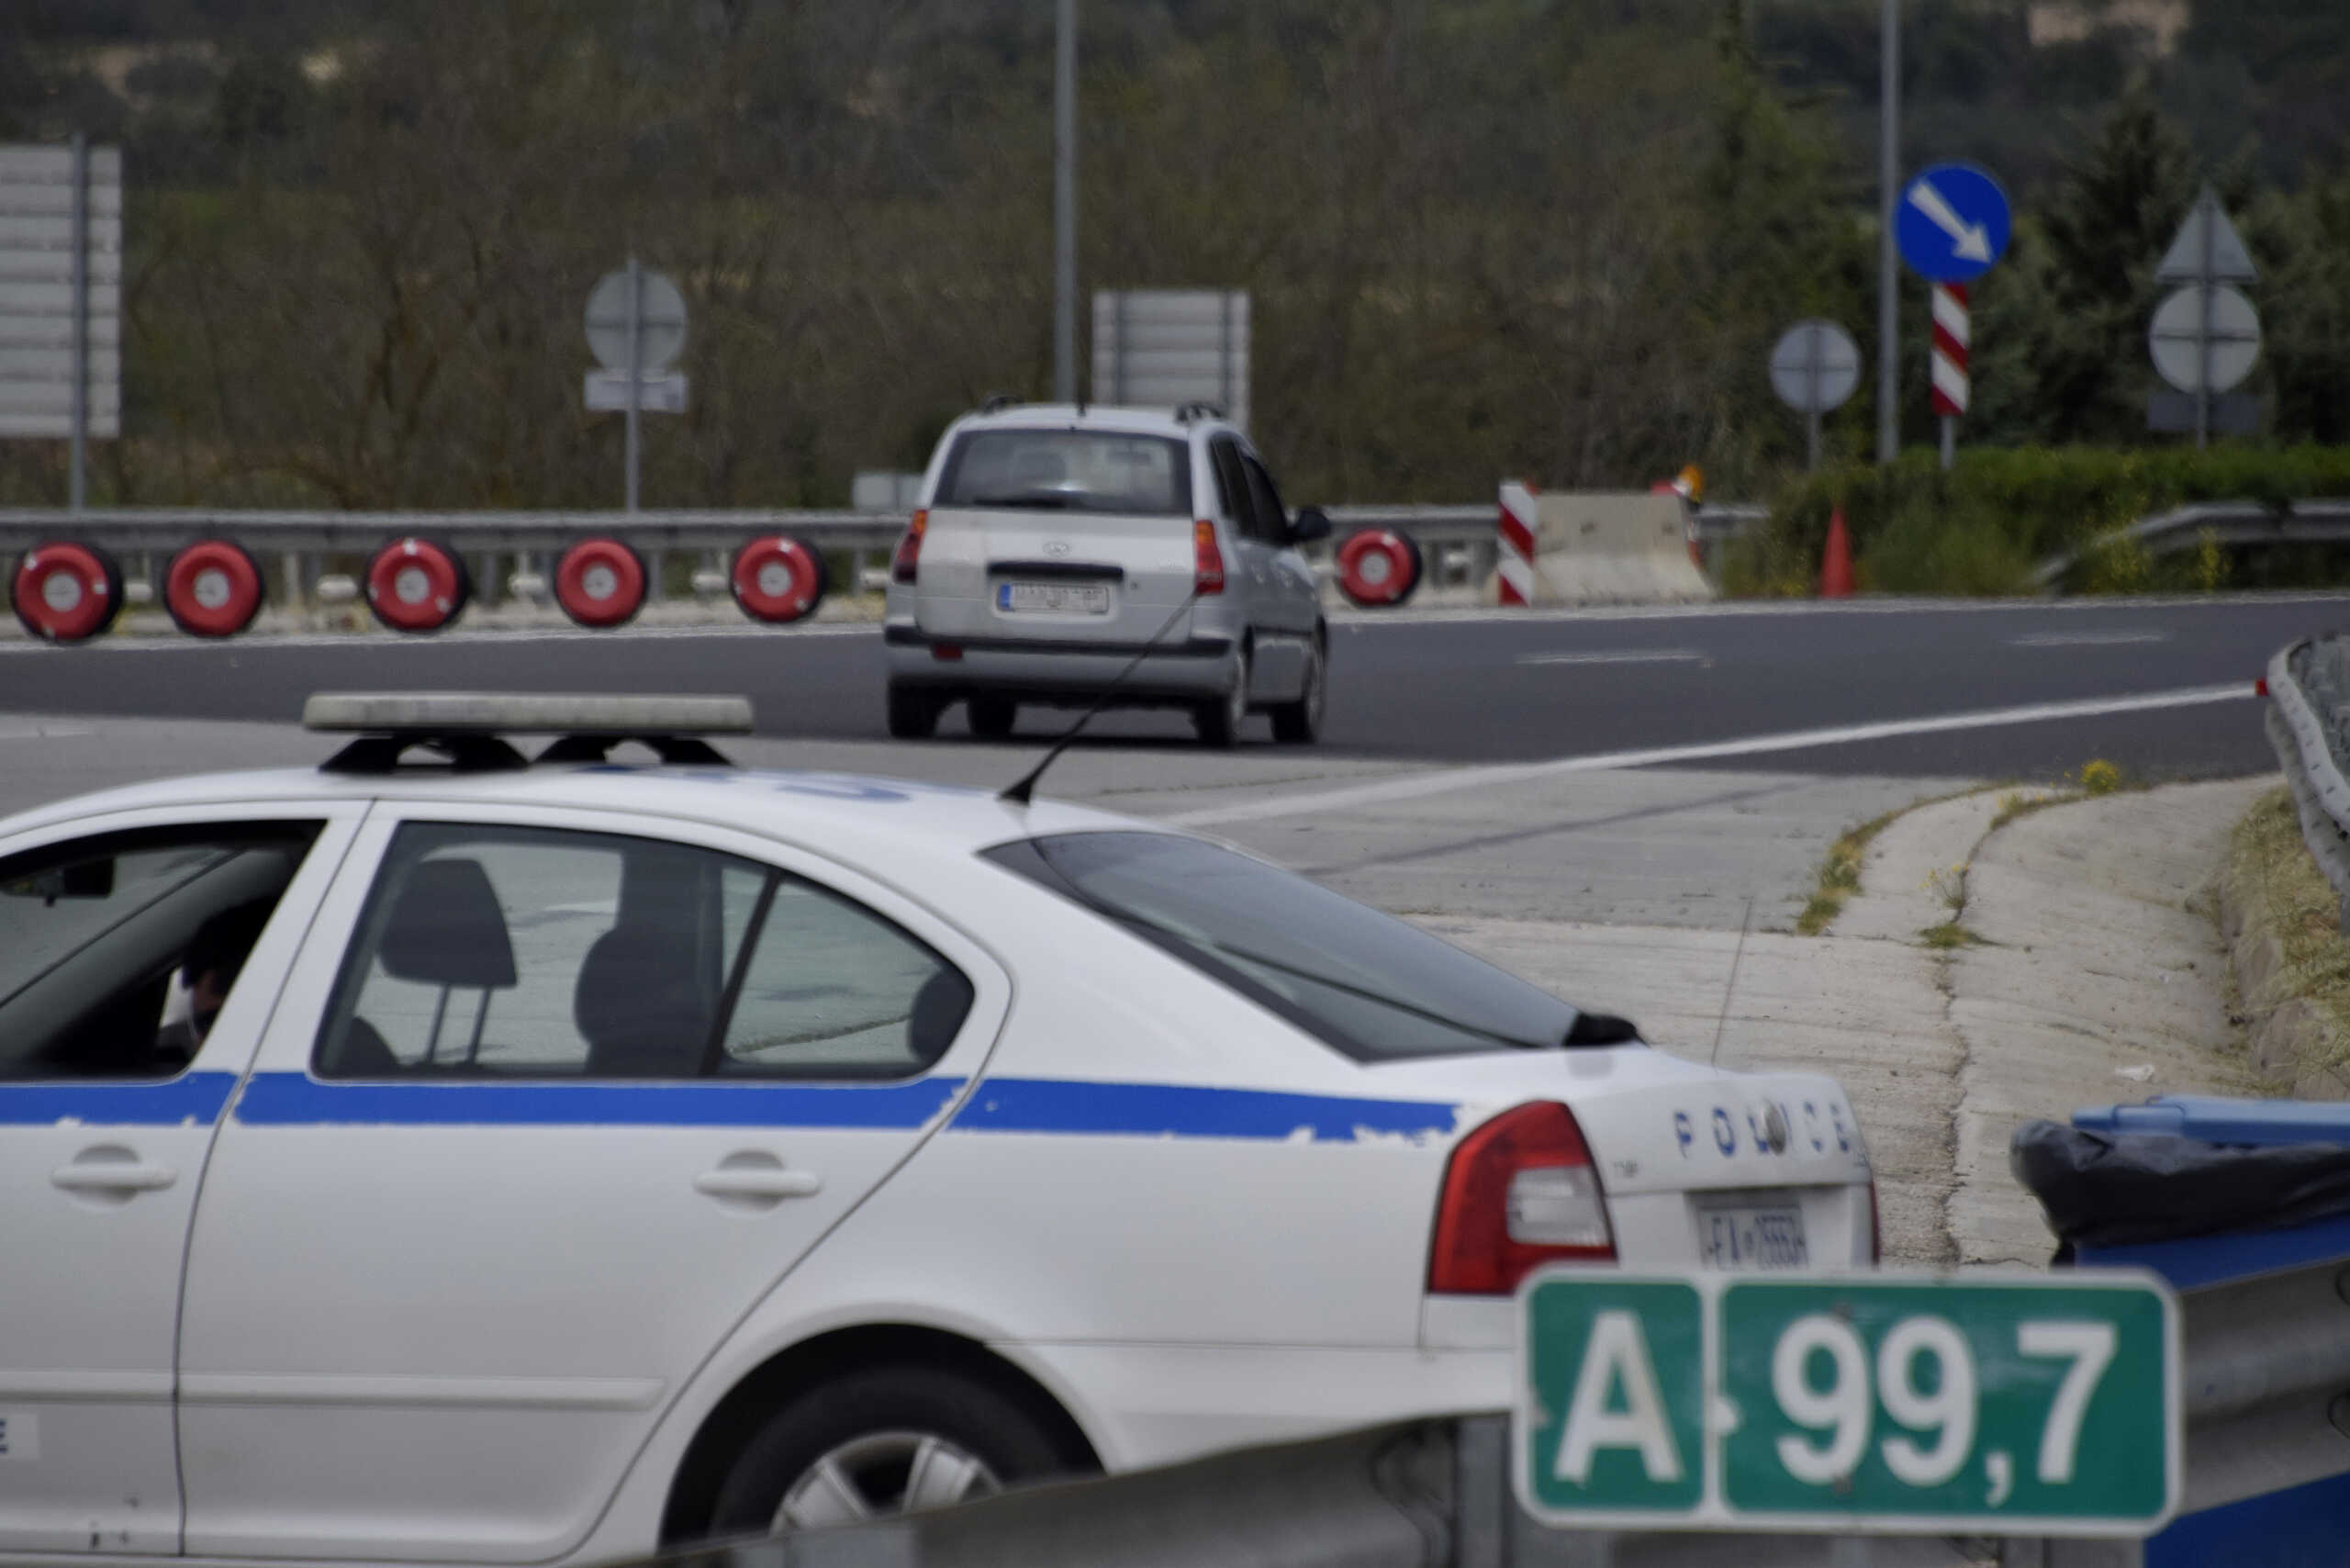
[631,1249,2350,1568]
[2262,637,2350,929]
[2032,500,2350,590]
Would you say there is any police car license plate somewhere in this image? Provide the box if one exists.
[1695,1199,1809,1269]
[999,581,1112,614]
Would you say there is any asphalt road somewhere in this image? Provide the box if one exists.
[0,593,2330,778]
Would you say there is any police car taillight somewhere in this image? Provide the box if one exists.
[1427,1101,1614,1295]
[891,510,928,585]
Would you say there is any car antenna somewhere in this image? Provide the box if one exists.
[1001,590,1202,806]
[1707,894,1754,1070]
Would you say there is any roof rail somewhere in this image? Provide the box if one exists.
[979,393,1021,414]
[1173,401,1225,424]
[303,692,754,773]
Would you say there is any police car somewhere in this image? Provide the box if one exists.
[0,694,1874,1565]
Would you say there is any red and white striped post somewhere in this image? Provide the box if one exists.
[1497,480,1539,607]
[1930,283,1969,471]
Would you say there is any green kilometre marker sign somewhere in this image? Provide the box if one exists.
[1515,1270,2178,1536]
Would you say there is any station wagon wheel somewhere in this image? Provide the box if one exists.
[708,1364,1080,1537]
[1193,647,1249,748]
[886,683,941,740]
[966,693,1017,740]
[1270,635,1325,745]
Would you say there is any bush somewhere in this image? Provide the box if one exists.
[1739,443,2350,596]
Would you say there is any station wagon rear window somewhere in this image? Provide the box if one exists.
[935,430,1192,516]
[986,832,1605,1062]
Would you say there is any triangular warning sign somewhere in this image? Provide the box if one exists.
[2156,187,2257,284]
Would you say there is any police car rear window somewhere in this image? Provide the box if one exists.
[936,430,1192,516]
[986,832,1596,1062]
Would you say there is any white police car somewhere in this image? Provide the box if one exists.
[0,694,1874,1565]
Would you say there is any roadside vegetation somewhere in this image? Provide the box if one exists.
[2228,790,2350,1092]
[3,3,2348,526]
[1796,805,1903,935]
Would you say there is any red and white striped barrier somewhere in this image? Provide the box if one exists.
[1497,480,1539,607]
[1930,284,1970,418]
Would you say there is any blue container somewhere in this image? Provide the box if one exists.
[2070,1096,2350,1566]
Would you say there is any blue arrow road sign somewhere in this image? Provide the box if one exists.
[1897,162,2011,284]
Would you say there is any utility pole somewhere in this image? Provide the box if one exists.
[1053,0,1078,405]
[1875,0,1899,465]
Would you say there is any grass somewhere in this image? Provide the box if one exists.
[1796,805,1903,935]
[2231,788,2350,1081]
[1919,921,1989,949]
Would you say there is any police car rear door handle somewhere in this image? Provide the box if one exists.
[693,1163,822,1202]
[51,1155,177,1194]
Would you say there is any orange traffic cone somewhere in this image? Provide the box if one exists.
[1819,507,1854,599]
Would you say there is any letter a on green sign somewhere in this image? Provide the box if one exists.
[1520,1278,1706,1517]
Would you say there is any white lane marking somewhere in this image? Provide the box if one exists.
[1334,589,2350,627]
[2007,630,2168,648]
[0,621,883,655]
[0,725,94,741]
[1517,648,1709,667]
[1167,683,2253,827]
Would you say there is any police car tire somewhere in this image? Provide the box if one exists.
[163,540,265,638]
[707,1365,1080,1534]
[1334,530,1422,608]
[11,541,124,644]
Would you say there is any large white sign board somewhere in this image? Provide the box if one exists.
[0,143,121,440]
[1091,289,1249,432]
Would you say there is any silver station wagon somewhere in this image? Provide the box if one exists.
[881,402,1331,746]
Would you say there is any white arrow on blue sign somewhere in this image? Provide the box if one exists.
[1897,162,2012,284]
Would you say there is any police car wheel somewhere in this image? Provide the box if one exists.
[711,1365,1077,1533]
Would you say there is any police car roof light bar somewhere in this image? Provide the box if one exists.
[304,692,754,774]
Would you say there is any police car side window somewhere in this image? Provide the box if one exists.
[0,823,319,1081]
[718,879,972,1079]
[315,823,764,1080]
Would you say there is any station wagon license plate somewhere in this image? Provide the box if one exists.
[1695,1199,1809,1270]
[999,581,1112,615]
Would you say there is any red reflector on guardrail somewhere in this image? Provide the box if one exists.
[164,540,264,638]
[11,541,123,644]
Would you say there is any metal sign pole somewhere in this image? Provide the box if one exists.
[2196,206,2212,450]
[1875,0,1900,464]
[1053,0,1078,404]
[1940,414,1954,471]
[68,131,88,512]
[1806,328,1822,473]
[625,254,642,512]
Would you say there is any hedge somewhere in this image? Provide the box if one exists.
[1728,445,2350,597]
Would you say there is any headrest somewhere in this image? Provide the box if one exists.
[574,924,711,1077]
[378,858,518,990]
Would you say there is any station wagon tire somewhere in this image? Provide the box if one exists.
[1193,649,1249,748]
[1270,635,1325,745]
[887,683,941,739]
[709,1365,1078,1533]
[966,693,1017,740]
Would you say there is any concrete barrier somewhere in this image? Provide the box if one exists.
[1491,486,1716,606]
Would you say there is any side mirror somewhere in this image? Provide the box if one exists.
[4,859,114,902]
[1289,506,1333,544]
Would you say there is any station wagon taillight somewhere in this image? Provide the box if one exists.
[1192,521,1225,596]
[1427,1101,1614,1295]
[891,510,928,585]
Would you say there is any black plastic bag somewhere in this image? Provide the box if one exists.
[2010,1119,2350,1252]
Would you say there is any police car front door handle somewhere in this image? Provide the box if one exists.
[693,1167,822,1201]
[51,1159,177,1194]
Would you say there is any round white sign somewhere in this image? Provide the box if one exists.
[1769,320,1863,413]
[2149,285,2261,394]
[585,269,689,373]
